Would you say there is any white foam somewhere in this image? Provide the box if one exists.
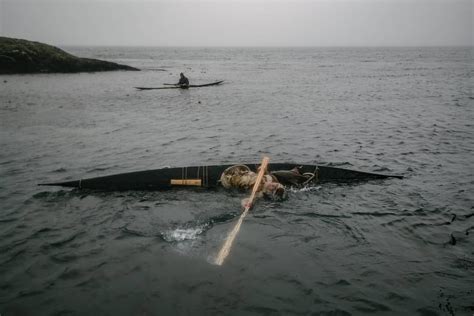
[162,227,204,242]
[288,186,322,193]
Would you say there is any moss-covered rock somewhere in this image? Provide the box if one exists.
[0,37,140,74]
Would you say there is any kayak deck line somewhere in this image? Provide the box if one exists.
[38,163,403,191]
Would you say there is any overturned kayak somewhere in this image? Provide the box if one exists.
[39,163,402,191]
[135,80,224,90]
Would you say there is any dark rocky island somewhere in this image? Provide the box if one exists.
[0,37,139,74]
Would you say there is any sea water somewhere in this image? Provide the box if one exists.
[1,47,473,315]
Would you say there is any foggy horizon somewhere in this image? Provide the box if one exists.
[1,0,472,47]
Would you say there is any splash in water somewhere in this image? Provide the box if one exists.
[288,186,322,193]
[162,227,205,242]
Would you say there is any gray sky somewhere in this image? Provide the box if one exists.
[1,0,472,46]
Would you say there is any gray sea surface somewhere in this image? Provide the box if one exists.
[1,47,473,315]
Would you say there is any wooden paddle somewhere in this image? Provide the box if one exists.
[214,156,270,266]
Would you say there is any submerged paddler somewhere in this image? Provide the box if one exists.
[178,72,189,88]
[219,164,317,206]
[219,164,287,202]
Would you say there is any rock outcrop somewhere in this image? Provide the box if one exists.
[0,37,140,74]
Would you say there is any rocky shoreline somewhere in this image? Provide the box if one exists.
[0,37,140,74]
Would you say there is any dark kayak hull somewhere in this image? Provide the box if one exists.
[135,80,224,90]
[39,163,402,191]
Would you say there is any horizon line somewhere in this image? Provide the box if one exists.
[58,44,474,49]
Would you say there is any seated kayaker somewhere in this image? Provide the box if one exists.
[178,72,189,88]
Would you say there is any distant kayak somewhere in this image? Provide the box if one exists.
[135,80,224,90]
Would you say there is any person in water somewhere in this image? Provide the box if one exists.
[178,73,189,88]
[219,164,287,201]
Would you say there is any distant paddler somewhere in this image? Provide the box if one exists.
[178,72,189,88]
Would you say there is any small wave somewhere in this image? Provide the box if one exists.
[452,257,474,270]
[17,289,43,298]
[48,231,84,248]
[372,166,392,172]
[334,279,351,286]
[121,226,153,237]
[352,211,398,217]
[162,227,204,242]
[85,166,115,173]
[32,190,72,200]
[207,212,238,225]
[0,159,16,166]
[51,253,78,263]
[147,68,167,71]
[0,248,26,265]
[322,161,354,167]
[0,217,17,223]
[300,212,350,219]
[30,227,54,238]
